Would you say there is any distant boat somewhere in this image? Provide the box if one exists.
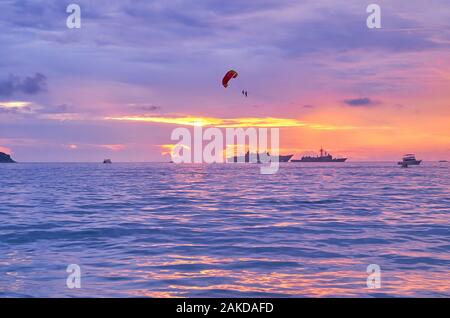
[103,159,112,164]
[228,151,293,163]
[291,148,347,162]
[397,154,421,166]
[438,160,448,163]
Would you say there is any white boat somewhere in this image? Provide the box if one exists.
[398,154,421,166]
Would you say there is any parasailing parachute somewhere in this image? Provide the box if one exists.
[222,70,238,88]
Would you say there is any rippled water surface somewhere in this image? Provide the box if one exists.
[0,162,449,297]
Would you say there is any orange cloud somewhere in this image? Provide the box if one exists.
[100,144,126,151]
[160,144,191,156]
[0,101,32,109]
[0,146,12,154]
[106,115,382,130]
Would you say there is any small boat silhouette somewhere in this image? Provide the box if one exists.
[398,154,421,167]
[228,151,293,163]
[103,159,112,164]
[291,148,347,162]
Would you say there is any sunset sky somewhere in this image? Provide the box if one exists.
[0,0,449,162]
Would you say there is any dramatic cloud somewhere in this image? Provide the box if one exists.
[0,101,33,114]
[343,98,380,107]
[0,1,448,161]
[0,101,32,109]
[0,145,12,154]
[107,115,390,130]
[0,73,47,97]
[127,104,162,113]
[140,105,161,112]
[100,144,126,151]
[39,104,74,114]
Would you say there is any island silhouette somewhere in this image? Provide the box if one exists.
[0,152,16,163]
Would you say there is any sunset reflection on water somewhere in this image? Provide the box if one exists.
[0,162,449,297]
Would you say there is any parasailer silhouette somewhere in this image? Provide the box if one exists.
[222,70,238,88]
[223,70,248,97]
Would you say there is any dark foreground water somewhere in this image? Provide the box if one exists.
[0,162,449,297]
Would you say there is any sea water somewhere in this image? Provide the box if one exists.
[0,162,449,297]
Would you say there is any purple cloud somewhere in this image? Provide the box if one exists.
[0,73,47,97]
[343,97,380,107]
[0,0,448,161]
